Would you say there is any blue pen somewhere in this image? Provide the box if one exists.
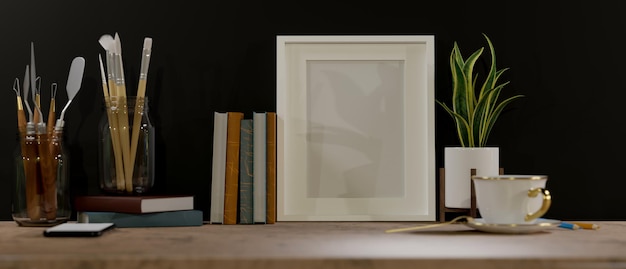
[559,222,580,230]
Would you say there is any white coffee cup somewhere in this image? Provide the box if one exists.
[471,175,551,224]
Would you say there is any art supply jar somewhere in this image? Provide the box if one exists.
[12,123,71,226]
[98,96,155,194]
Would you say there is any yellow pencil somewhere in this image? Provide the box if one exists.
[571,222,599,230]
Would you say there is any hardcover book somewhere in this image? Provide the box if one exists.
[239,119,254,224]
[74,195,194,214]
[78,210,203,228]
[266,112,277,224]
[210,112,228,224]
[253,112,267,224]
[223,112,244,224]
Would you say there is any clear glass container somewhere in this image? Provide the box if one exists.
[99,96,155,194]
[12,123,71,226]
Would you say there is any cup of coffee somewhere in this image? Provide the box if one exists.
[471,175,551,224]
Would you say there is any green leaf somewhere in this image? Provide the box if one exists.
[480,94,524,147]
[436,100,472,147]
[436,33,524,147]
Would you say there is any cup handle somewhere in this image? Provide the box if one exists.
[525,188,552,221]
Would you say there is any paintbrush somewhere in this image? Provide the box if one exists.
[99,53,126,192]
[46,83,59,219]
[113,32,133,193]
[129,37,152,182]
[47,57,85,219]
[30,44,53,220]
[12,78,29,200]
[22,65,41,221]
[36,117,54,220]
[99,34,126,191]
[46,83,57,135]
[30,43,42,125]
[12,78,27,136]
[12,77,34,217]
[23,66,33,128]
[54,58,85,131]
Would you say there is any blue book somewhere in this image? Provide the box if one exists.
[239,119,254,224]
[78,210,204,228]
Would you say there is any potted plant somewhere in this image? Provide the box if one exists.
[437,33,524,209]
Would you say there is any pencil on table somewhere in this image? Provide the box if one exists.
[558,222,580,230]
[571,222,600,230]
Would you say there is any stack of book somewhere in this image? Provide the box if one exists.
[210,111,277,224]
[75,195,201,228]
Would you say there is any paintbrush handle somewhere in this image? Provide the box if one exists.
[128,84,147,182]
[47,131,64,220]
[34,93,43,125]
[22,133,41,221]
[33,108,41,126]
[37,132,56,220]
[16,110,28,171]
[16,97,27,135]
[115,94,133,193]
[100,68,127,191]
[17,113,27,136]
[107,77,117,96]
[47,99,55,135]
[106,97,127,191]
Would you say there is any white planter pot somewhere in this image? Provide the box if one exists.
[444,147,499,208]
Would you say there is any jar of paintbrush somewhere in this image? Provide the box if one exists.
[12,75,72,226]
[12,115,72,226]
[98,96,155,194]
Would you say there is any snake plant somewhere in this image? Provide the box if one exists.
[436,34,524,147]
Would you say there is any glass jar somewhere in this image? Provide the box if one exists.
[99,96,155,194]
[12,123,71,226]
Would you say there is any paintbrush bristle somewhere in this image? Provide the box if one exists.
[98,54,107,83]
[99,34,115,52]
[114,32,122,55]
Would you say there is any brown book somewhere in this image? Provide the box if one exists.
[223,112,244,224]
[74,195,194,214]
[266,112,277,224]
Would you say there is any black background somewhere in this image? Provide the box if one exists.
[0,1,624,221]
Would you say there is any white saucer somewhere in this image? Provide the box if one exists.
[465,218,562,234]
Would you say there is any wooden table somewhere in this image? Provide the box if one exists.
[0,221,624,269]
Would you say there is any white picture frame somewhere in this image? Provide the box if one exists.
[276,35,435,221]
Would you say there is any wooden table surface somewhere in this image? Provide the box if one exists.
[0,221,624,269]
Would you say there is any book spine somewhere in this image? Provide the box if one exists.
[210,112,228,224]
[266,112,277,224]
[74,196,194,214]
[79,210,203,228]
[74,196,142,214]
[239,119,254,224]
[253,112,267,223]
[223,112,243,225]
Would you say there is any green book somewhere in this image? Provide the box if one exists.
[78,210,203,228]
[239,119,254,224]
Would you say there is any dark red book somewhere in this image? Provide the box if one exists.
[74,195,194,214]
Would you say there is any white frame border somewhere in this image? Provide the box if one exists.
[276,35,435,221]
